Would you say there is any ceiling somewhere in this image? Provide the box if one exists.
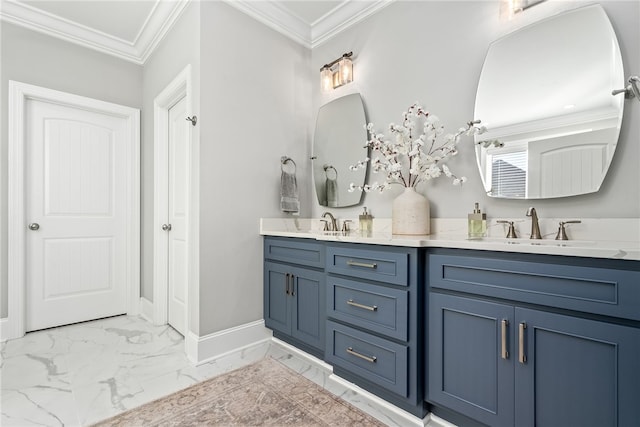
[0,0,391,64]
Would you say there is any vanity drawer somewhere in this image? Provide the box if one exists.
[264,237,324,269]
[326,245,409,286]
[327,277,408,341]
[429,252,640,321]
[326,321,408,397]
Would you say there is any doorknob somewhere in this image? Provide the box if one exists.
[28,223,40,231]
[161,224,172,231]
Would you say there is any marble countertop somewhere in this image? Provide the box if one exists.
[260,218,640,261]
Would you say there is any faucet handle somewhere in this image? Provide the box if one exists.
[555,220,581,240]
[342,220,352,233]
[497,220,518,238]
[320,219,330,231]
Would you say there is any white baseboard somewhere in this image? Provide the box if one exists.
[271,337,334,373]
[0,317,10,342]
[138,297,154,323]
[425,413,458,427]
[185,320,272,364]
[328,373,427,427]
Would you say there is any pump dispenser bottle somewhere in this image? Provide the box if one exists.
[468,202,487,238]
[359,207,373,236]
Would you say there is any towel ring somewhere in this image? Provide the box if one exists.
[323,164,338,179]
[281,156,296,173]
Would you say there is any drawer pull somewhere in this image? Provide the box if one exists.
[347,299,378,312]
[346,347,377,363]
[519,322,527,364]
[290,274,295,296]
[285,273,290,295]
[501,319,509,360]
[347,260,378,269]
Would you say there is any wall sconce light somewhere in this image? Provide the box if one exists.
[509,0,546,15]
[321,52,353,93]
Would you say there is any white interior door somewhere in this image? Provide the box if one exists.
[166,96,189,336]
[26,98,128,331]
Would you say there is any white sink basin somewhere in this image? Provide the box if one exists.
[468,237,597,248]
[309,229,359,237]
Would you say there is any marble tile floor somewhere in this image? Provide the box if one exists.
[1,316,274,426]
[1,315,438,427]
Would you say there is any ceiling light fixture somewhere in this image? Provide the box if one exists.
[321,52,353,93]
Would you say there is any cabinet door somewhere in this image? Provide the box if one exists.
[290,266,325,351]
[428,293,515,427]
[515,308,640,427]
[264,261,291,335]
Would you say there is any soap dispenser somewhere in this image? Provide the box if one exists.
[359,207,373,236]
[468,202,487,238]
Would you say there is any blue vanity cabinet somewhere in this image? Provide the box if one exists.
[325,243,426,417]
[427,249,640,427]
[428,293,515,427]
[514,307,640,427]
[263,237,325,357]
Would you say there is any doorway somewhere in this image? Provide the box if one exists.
[6,81,140,339]
[153,66,196,337]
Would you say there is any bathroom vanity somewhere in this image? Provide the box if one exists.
[264,238,325,358]
[261,220,640,426]
[263,1,639,424]
[426,248,640,427]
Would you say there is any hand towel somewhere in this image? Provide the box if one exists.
[280,169,300,213]
[326,177,338,207]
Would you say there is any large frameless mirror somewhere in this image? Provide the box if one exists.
[474,4,624,199]
[312,93,367,207]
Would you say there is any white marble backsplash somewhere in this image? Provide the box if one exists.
[262,217,639,243]
[260,217,640,260]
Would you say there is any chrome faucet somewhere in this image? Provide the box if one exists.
[526,207,542,239]
[321,212,338,231]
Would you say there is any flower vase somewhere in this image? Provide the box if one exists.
[392,187,430,235]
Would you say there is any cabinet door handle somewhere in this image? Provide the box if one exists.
[290,274,295,296]
[519,322,527,364]
[501,319,509,360]
[347,260,377,269]
[346,347,377,363]
[347,299,378,312]
[285,273,290,295]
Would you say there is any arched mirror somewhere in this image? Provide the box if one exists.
[312,93,367,207]
[474,4,624,199]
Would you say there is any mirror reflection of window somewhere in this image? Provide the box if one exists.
[490,149,527,198]
[474,4,624,199]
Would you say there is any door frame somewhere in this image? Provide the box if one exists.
[152,65,197,333]
[6,80,140,340]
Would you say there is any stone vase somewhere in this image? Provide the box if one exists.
[392,187,430,235]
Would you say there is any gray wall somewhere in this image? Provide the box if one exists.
[0,22,143,319]
[198,1,312,335]
[310,0,640,221]
[140,1,200,333]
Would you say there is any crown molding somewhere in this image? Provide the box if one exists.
[224,0,312,48]
[0,0,190,65]
[0,0,390,62]
[137,1,190,64]
[311,0,393,48]
[225,0,394,49]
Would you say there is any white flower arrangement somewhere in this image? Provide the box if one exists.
[349,102,487,193]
